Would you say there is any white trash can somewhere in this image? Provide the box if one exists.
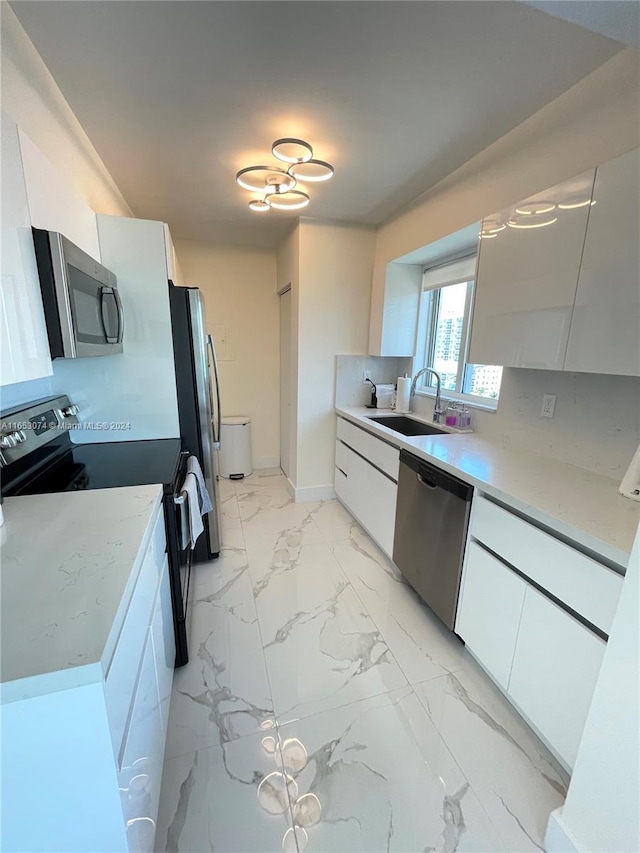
[219,416,253,479]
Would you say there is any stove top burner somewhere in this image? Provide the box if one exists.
[3,437,183,496]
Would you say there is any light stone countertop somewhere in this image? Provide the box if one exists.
[0,485,163,704]
[336,406,640,570]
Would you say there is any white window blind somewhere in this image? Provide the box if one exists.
[422,255,477,292]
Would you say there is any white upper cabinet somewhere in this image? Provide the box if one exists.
[163,223,185,286]
[0,113,52,387]
[18,129,101,260]
[469,170,595,370]
[564,148,640,376]
[369,262,422,356]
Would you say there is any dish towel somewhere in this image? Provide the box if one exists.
[187,455,213,514]
[182,472,204,547]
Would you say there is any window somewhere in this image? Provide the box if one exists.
[416,256,502,404]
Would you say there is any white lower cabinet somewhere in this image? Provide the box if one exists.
[334,421,398,558]
[0,501,174,853]
[508,587,606,769]
[456,494,618,771]
[119,628,165,853]
[152,563,175,735]
[455,542,526,689]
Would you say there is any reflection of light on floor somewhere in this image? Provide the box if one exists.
[259,732,322,851]
[283,824,308,852]
[257,771,298,815]
[261,735,277,754]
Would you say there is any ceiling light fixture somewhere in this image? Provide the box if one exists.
[236,166,296,193]
[236,138,333,212]
[272,138,313,164]
[288,159,334,182]
[267,190,310,211]
[248,198,271,212]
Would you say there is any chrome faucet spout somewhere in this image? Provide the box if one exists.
[410,368,444,423]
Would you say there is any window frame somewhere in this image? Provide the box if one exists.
[415,270,500,410]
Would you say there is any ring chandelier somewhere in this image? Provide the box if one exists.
[236,138,334,213]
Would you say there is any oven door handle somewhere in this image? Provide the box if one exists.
[174,489,192,550]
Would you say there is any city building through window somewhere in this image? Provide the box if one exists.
[416,257,502,405]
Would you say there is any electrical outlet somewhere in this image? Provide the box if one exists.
[363,370,372,384]
[541,393,556,418]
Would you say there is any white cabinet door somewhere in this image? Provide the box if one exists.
[18,128,100,259]
[365,464,397,558]
[508,587,606,769]
[564,148,640,376]
[455,542,527,689]
[151,560,174,735]
[0,114,52,386]
[119,628,165,853]
[334,440,397,558]
[163,223,185,286]
[469,170,595,369]
[346,447,371,528]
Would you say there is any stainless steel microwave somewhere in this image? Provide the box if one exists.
[32,228,124,358]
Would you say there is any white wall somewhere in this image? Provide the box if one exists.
[175,240,280,470]
[335,355,412,409]
[370,48,640,358]
[545,526,640,852]
[1,6,133,410]
[295,220,375,495]
[410,369,640,480]
[372,47,640,481]
[1,4,132,219]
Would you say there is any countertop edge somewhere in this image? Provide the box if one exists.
[335,406,636,569]
[0,485,164,704]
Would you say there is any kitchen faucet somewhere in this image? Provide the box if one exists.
[410,368,444,423]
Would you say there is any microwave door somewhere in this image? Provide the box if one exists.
[67,267,124,357]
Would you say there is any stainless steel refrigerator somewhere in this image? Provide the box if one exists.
[169,284,222,562]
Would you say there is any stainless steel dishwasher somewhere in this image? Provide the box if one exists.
[393,449,473,630]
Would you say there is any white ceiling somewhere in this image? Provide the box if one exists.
[523,1,640,47]
[11,1,624,249]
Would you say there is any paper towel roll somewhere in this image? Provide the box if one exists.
[396,377,411,413]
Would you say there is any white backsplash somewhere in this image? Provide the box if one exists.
[335,354,413,408]
[410,367,640,480]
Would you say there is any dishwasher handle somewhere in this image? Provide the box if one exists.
[417,472,438,489]
[399,448,473,501]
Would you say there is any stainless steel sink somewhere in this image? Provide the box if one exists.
[366,415,447,437]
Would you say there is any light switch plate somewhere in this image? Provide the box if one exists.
[541,393,556,418]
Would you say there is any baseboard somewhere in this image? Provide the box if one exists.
[253,457,280,470]
[284,476,295,499]
[293,484,336,503]
[544,808,580,852]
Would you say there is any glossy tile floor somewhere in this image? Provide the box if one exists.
[156,469,568,852]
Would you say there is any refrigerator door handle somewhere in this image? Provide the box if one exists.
[207,334,222,451]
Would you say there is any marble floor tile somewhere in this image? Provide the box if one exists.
[275,687,507,852]
[217,476,236,500]
[156,729,295,853]
[414,660,569,851]
[165,551,274,760]
[310,499,358,542]
[253,541,408,722]
[332,525,467,684]
[158,468,567,851]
